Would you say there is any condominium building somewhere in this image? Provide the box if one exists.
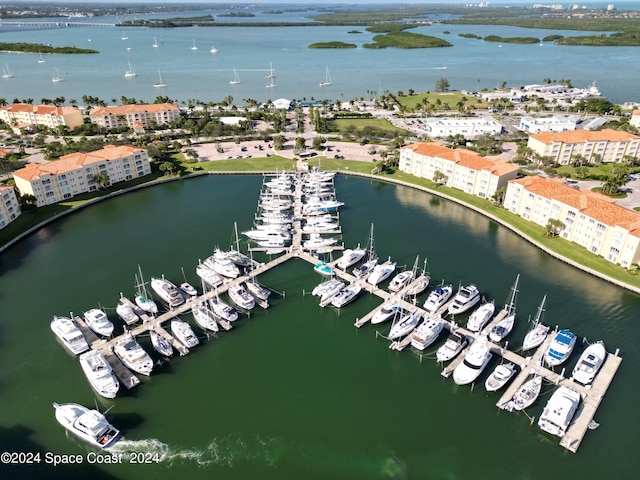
[504,176,640,267]
[399,142,519,199]
[630,109,640,129]
[88,103,180,130]
[0,103,84,131]
[421,116,503,139]
[0,185,21,230]
[13,145,151,207]
[527,128,640,164]
[518,115,580,134]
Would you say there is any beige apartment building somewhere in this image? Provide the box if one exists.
[504,176,640,267]
[399,142,519,199]
[0,185,21,230]
[527,129,640,165]
[0,103,84,131]
[631,109,640,129]
[88,103,180,130]
[13,145,151,207]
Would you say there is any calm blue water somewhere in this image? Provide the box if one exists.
[0,9,638,104]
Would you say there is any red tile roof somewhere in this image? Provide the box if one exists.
[530,128,639,145]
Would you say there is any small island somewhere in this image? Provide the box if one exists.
[363,31,452,49]
[308,41,357,49]
[0,42,98,54]
[483,35,541,44]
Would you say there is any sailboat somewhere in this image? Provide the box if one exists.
[134,265,158,315]
[319,66,332,87]
[265,62,276,88]
[488,274,519,343]
[229,68,240,85]
[353,223,378,278]
[522,295,550,351]
[191,39,198,50]
[2,63,14,79]
[124,61,137,78]
[37,53,46,64]
[153,68,167,88]
[210,46,218,53]
[121,31,128,40]
[152,36,159,48]
[51,68,64,83]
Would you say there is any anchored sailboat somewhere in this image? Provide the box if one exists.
[319,66,332,87]
[229,68,240,85]
[124,61,137,78]
[153,68,167,88]
[1,63,14,79]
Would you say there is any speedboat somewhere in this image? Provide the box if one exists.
[571,341,606,385]
[149,326,173,357]
[312,278,344,303]
[485,362,517,392]
[171,319,199,348]
[466,301,495,332]
[423,285,452,313]
[410,317,443,350]
[538,386,581,437]
[180,282,198,297]
[335,245,366,269]
[50,316,89,355]
[78,350,120,399]
[388,270,414,292]
[447,284,480,315]
[544,329,577,367]
[112,333,154,376]
[245,280,271,301]
[196,264,223,288]
[313,261,335,276]
[367,259,396,286]
[151,277,185,308]
[83,308,114,337]
[522,296,550,351]
[53,402,120,449]
[371,302,402,325]
[436,331,467,362]
[388,310,422,340]
[506,371,543,411]
[330,283,362,308]
[452,335,492,385]
[228,284,256,310]
[488,311,515,343]
[116,300,139,326]
[191,304,219,333]
[209,297,239,322]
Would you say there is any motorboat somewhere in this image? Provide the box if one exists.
[112,333,154,376]
[312,278,344,303]
[303,234,338,250]
[78,350,120,399]
[571,341,606,385]
[353,257,378,278]
[544,329,577,367]
[538,386,581,437]
[388,270,414,292]
[506,371,543,411]
[53,403,120,449]
[488,274,519,342]
[116,299,139,326]
[436,331,467,362]
[371,302,402,325]
[366,259,396,286]
[149,326,173,357]
[410,317,443,351]
[151,277,185,308]
[196,264,223,288]
[83,308,114,337]
[452,335,492,385]
[522,295,550,351]
[245,280,271,301]
[180,282,198,297]
[313,261,335,276]
[209,297,239,322]
[336,245,366,269]
[466,301,495,332]
[191,304,219,333]
[228,284,256,310]
[242,229,291,242]
[171,319,200,348]
[388,310,422,340]
[257,238,288,249]
[50,316,89,355]
[447,284,480,315]
[330,283,362,308]
[484,362,517,392]
[203,255,241,279]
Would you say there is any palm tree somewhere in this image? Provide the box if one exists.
[432,170,446,187]
[159,161,175,176]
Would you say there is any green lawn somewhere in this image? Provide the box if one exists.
[331,118,409,136]
[395,91,478,111]
[178,155,296,173]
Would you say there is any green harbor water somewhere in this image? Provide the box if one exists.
[0,174,638,479]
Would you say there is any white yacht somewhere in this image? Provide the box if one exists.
[423,285,452,314]
[466,301,495,332]
[388,270,414,292]
[303,234,338,250]
[330,283,362,308]
[388,310,422,340]
[447,284,480,315]
[78,350,120,399]
[312,278,344,302]
[506,371,543,411]
[83,308,114,337]
[112,333,154,376]
[544,329,577,367]
[191,304,219,333]
[53,403,120,449]
[436,331,467,362]
[484,362,517,392]
[335,245,366,269]
[171,319,199,348]
[180,282,198,298]
[116,299,139,326]
[571,341,606,385]
[522,295,550,351]
[50,316,89,355]
[196,264,223,288]
[452,335,492,385]
[353,256,378,278]
[151,277,185,308]
[367,259,396,286]
[371,302,401,325]
[149,326,173,357]
[204,254,241,278]
[228,284,256,310]
[406,274,430,296]
[410,317,443,351]
[209,297,239,322]
[538,386,581,437]
[245,279,271,301]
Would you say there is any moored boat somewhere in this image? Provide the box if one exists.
[209,297,239,322]
[388,270,415,292]
[83,308,114,337]
[135,266,158,314]
[335,245,366,269]
[466,301,495,333]
[191,303,219,333]
[245,279,271,301]
[522,295,550,351]
[50,316,89,355]
[538,386,581,437]
[485,362,517,392]
[371,302,402,325]
[452,335,492,385]
[151,277,185,308]
[423,285,453,313]
[112,333,154,376]
[53,402,120,449]
[313,261,335,276]
[388,310,422,340]
[116,299,139,326]
[447,284,480,315]
[149,326,173,357]
[410,317,443,350]
[180,282,198,297]
[171,319,199,348]
[312,278,344,303]
[196,264,223,288]
[488,274,519,342]
[228,284,255,310]
[330,283,362,308]
[78,350,120,399]
[544,329,577,367]
[367,259,396,286]
[505,370,543,411]
[571,340,606,385]
[436,331,467,362]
